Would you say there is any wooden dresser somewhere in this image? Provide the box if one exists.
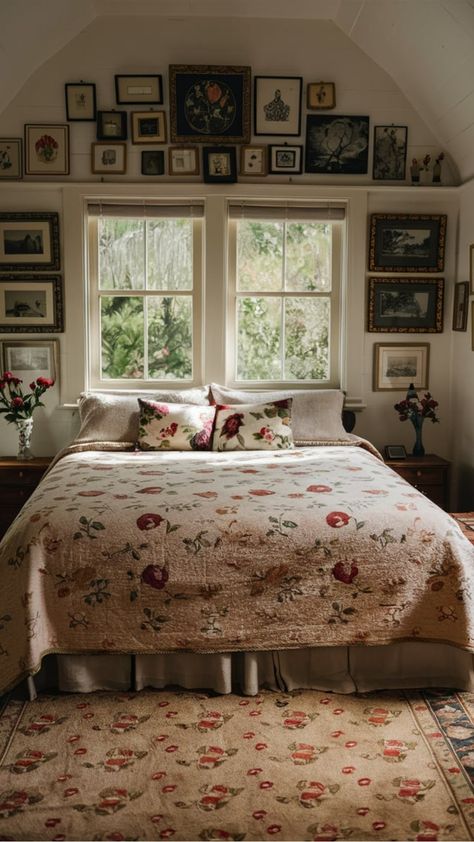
[383,453,450,510]
[0,457,52,539]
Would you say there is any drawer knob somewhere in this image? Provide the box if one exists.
[416,470,422,477]
[18,471,23,478]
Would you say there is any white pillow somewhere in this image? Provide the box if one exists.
[210,384,348,443]
[213,399,294,451]
[138,400,216,451]
[75,387,210,443]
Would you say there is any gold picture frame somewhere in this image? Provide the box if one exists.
[131,111,167,144]
[373,342,430,391]
[307,81,336,110]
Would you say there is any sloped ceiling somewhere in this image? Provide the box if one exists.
[1,0,474,181]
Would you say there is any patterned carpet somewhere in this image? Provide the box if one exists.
[1,688,474,841]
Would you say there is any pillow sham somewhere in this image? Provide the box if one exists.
[210,384,348,443]
[138,400,216,451]
[74,387,210,444]
[213,399,294,451]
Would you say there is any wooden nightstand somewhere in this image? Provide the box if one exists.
[384,454,450,510]
[0,457,52,539]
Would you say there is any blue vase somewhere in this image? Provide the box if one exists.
[412,421,425,457]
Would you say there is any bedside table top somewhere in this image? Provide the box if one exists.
[384,454,450,468]
[0,457,53,470]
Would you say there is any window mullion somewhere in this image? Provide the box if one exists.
[281,222,286,380]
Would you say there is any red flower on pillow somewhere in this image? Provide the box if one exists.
[220,412,244,439]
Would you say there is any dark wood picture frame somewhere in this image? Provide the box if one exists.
[254,76,303,137]
[115,74,163,105]
[141,150,165,176]
[368,277,444,333]
[369,213,447,273]
[305,114,369,174]
[0,212,60,272]
[268,144,303,174]
[372,125,407,181]
[307,82,336,110]
[0,274,63,332]
[203,146,237,183]
[169,65,251,144]
[96,111,128,141]
[452,281,469,331]
[65,82,97,121]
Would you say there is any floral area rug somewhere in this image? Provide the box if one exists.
[1,688,474,841]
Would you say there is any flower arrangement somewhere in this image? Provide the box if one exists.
[0,371,54,422]
[35,134,58,163]
[394,384,439,456]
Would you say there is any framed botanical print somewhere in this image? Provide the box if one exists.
[305,115,369,174]
[373,125,407,181]
[2,338,59,383]
[115,74,163,105]
[141,150,165,176]
[168,147,200,176]
[0,274,64,332]
[268,144,303,174]
[203,146,237,183]
[24,124,70,176]
[452,281,469,331]
[369,214,447,272]
[0,212,60,271]
[373,342,430,391]
[0,138,22,180]
[169,65,251,143]
[240,145,267,176]
[254,76,302,136]
[367,277,444,333]
[65,82,97,121]
[96,111,127,141]
[131,111,166,144]
[91,143,127,175]
[307,82,336,110]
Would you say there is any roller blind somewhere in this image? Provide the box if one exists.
[87,202,204,218]
[228,203,345,221]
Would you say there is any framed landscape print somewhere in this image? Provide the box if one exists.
[373,342,430,391]
[115,74,163,105]
[91,143,127,175]
[24,124,69,176]
[369,214,447,272]
[168,147,200,176]
[2,338,59,383]
[452,281,469,331]
[268,144,303,174]
[203,146,237,183]
[0,275,63,332]
[141,150,165,176]
[0,212,60,271]
[97,111,127,141]
[368,277,444,333]
[0,138,22,180]
[169,65,251,143]
[307,82,336,110]
[131,111,166,144]
[305,115,369,174]
[240,145,267,176]
[373,125,407,181]
[65,82,96,121]
[254,76,302,136]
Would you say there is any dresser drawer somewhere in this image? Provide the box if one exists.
[396,466,445,487]
[0,468,45,488]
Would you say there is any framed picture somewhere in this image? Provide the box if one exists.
[385,444,407,460]
[367,277,444,333]
[0,138,22,180]
[131,111,166,144]
[240,145,267,176]
[91,143,127,175]
[0,212,60,272]
[254,76,302,136]
[368,214,447,273]
[115,74,163,105]
[65,82,97,121]
[307,82,336,110]
[0,275,63,332]
[96,111,127,141]
[472,302,474,351]
[168,147,200,176]
[269,144,303,174]
[203,146,237,183]
[373,342,430,391]
[24,124,69,176]
[1,338,59,383]
[141,150,165,176]
[169,65,251,143]
[305,115,369,174]
[373,125,407,181]
[470,244,474,294]
[452,281,469,331]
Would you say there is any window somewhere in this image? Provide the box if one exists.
[227,205,343,385]
[88,204,202,388]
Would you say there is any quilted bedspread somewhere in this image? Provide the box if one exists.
[1,442,474,694]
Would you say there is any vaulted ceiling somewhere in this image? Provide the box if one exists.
[2,0,474,180]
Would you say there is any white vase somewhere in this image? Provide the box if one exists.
[15,418,34,460]
[419,169,431,186]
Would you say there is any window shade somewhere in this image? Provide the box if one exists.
[228,203,345,221]
[87,202,204,218]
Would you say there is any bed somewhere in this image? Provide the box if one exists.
[1,385,474,698]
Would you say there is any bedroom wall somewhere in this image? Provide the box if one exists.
[0,14,468,506]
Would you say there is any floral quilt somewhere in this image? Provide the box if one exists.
[1,442,474,695]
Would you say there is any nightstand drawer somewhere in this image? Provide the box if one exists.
[0,457,52,539]
[0,468,45,487]
[0,486,33,504]
[396,466,444,486]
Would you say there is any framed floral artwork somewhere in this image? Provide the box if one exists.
[254,76,302,136]
[0,274,64,332]
[65,82,97,121]
[373,125,407,181]
[305,115,369,174]
[0,138,22,180]
[169,65,251,143]
[24,124,70,176]
[0,212,60,272]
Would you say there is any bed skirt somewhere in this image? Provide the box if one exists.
[28,643,474,698]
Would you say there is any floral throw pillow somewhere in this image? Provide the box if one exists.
[137,400,216,451]
[213,399,294,451]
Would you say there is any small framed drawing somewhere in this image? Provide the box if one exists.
[115,74,163,105]
[384,444,407,460]
[24,124,69,176]
[307,82,336,110]
[169,65,251,143]
[269,144,303,174]
[203,146,237,183]
[240,145,267,176]
[0,138,22,180]
[131,111,166,144]
[373,342,430,392]
[470,244,474,294]
[141,150,165,176]
[373,125,407,181]
[168,147,200,176]
[65,82,97,121]
[367,277,444,333]
[369,214,447,273]
[452,281,469,331]
[0,212,60,272]
[254,76,302,136]
[1,338,59,383]
[96,111,127,141]
[91,143,127,175]
[305,115,369,174]
[0,274,63,333]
